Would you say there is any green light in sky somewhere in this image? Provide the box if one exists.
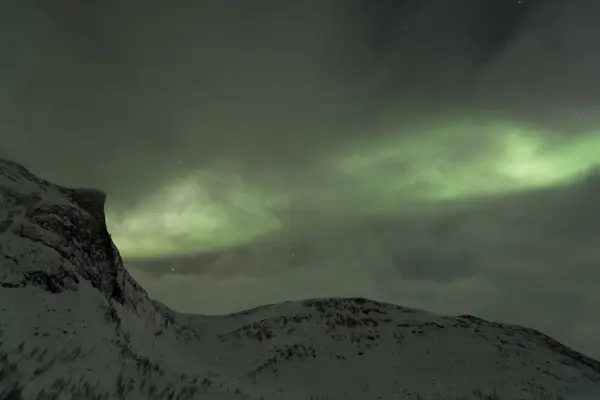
[498,130,585,185]
[333,120,599,203]
[107,119,600,259]
[107,172,287,259]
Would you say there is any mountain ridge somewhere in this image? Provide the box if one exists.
[0,158,599,399]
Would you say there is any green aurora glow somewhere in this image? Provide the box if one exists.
[107,119,600,259]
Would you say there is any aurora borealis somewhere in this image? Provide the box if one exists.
[108,119,600,259]
[1,0,599,359]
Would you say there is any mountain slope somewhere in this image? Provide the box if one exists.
[0,158,599,400]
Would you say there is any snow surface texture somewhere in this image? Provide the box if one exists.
[0,158,599,400]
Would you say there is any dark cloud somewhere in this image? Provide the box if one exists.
[4,0,593,198]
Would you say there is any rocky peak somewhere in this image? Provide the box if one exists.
[0,158,147,311]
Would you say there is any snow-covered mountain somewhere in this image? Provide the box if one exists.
[0,158,599,400]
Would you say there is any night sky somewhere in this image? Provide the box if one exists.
[1,1,599,358]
